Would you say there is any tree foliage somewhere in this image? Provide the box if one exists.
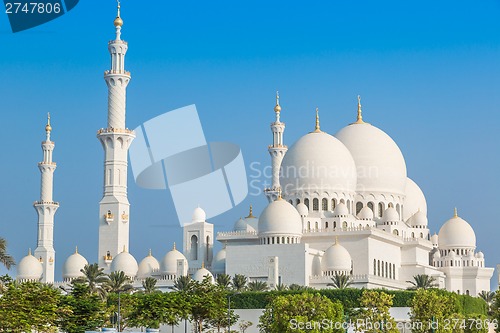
[258,293,344,333]
[0,237,15,270]
[410,288,461,333]
[407,274,438,290]
[327,273,352,289]
[352,290,399,333]
[232,274,248,292]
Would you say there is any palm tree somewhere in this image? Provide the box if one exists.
[275,282,288,291]
[478,290,495,314]
[173,275,192,291]
[105,271,134,294]
[247,281,268,291]
[327,272,352,289]
[406,274,438,290]
[0,237,15,270]
[215,273,232,289]
[289,284,309,291]
[232,274,248,292]
[74,263,109,297]
[141,277,158,294]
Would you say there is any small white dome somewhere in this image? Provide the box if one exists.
[161,244,188,275]
[192,207,206,223]
[438,210,476,249]
[110,248,138,278]
[243,205,259,231]
[137,250,160,279]
[383,207,400,222]
[403,178,428,221]
[258,199,302,237]
[358,206,374,220]
[296,203,309,217]
[476,251,484,259]
[62,247,88,280]
[431,233,439,247]
[193,266,214,283]
[335,122,407,195]
[234,218,247,232]
[433,250,441,259]
[333,202,349,217]
[321,240,352,272]
[17,250,43,281]
[280,131,357,195]
[212,246,226,274]
[409,210,428,227]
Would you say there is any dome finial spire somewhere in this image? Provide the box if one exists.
[113,0,123,36]
[454,207,458,218]
[277,187,283,200]
[274,91,281,113]
[75,246,78,254]
[355,95,364,124]
[314,107,321,133]
[173,242,176,250]
[148,248,152,256]
[201,261,205,269]
[246,205,255,218]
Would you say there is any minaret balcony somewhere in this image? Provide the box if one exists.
[108,39,127,45]
[104,252,113,265]
[104,69,131,76]
[104,212,114,224]
[97,128,134,135]
[33,200,59,206]
[268,144,288,149]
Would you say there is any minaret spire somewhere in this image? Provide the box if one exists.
[97,4,135,271]
[265,91,288,202]
[353,95,368,125]
[34,114,59,283]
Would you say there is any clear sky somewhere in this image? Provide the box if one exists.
[0,1,499,288]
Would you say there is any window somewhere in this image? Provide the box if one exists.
[304,198,310,209]
[313,198,319,211]
[296,199,300,205]
[367,202,374,212]
[307,222,311,231]
[393,229,399,236]
[191,235,198,260]
[378,202,384,218]
[206,236,210,262]
[343,221,348,229]
[325,222,329,229]
[322,198,328,211]
[374,259,376,275]
[331,199,337,209]
[315,222,319,230]
[356,202,363,215]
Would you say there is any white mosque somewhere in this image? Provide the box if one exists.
[15,4,495,297]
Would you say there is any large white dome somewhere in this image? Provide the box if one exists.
[335,123,407,195]
[438,210,476,249]
[321,241,352,272]
[62,248,88,280]
[110,248,139,278]
[161,244,188,275]
[403,178,427,221]
[258,199,302,236]
[280,131,357,195]
[17,250,43,281]
[137,250,160,279]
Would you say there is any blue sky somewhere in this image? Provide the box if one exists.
[0,1,499,287]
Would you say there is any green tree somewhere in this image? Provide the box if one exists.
[239,320,253,333]
[275,282,288,291]
[0,281,69,333]
[407,274,438,290]
[0,237,15,270]
[259,293,344,333]
[248,281,268,291]
[478,291,495,315]
[232,274,248,292]
[106,292,138,332]
[410,288,460,333]
[104,271,134,294]
[140,277,159,294]
[128,292,184,330]
[216,273,232,289]
[353,290,399,333]
[74,263,109,298]
[187,276,237,333]
[59,283,107,333]
[173,275,193,291]
[288,284,313,292]
[327,272,352,289]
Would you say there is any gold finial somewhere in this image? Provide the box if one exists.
[123,245,127,252]
[28,248,32,256]
[75,246,78,254]
[45,112,52,132]
[274,91,281,113]
[352,95,369,125]
[246,205,255,218]
[277,187,283,200]
[313,107,321,133]
[454,207,458,218]
[148,249,152,256]
[201,261,205,269]
[114,0,123,27]
[173,242,176,250]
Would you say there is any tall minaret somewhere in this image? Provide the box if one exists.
[97,1,135,270]
[265,92,287,202]
[34,113,58,283]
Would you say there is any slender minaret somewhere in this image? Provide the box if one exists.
[265,92,287,202]
[97,1,135,270]
[34,113,58,283]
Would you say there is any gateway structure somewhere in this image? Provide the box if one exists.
[16,5,494,296]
